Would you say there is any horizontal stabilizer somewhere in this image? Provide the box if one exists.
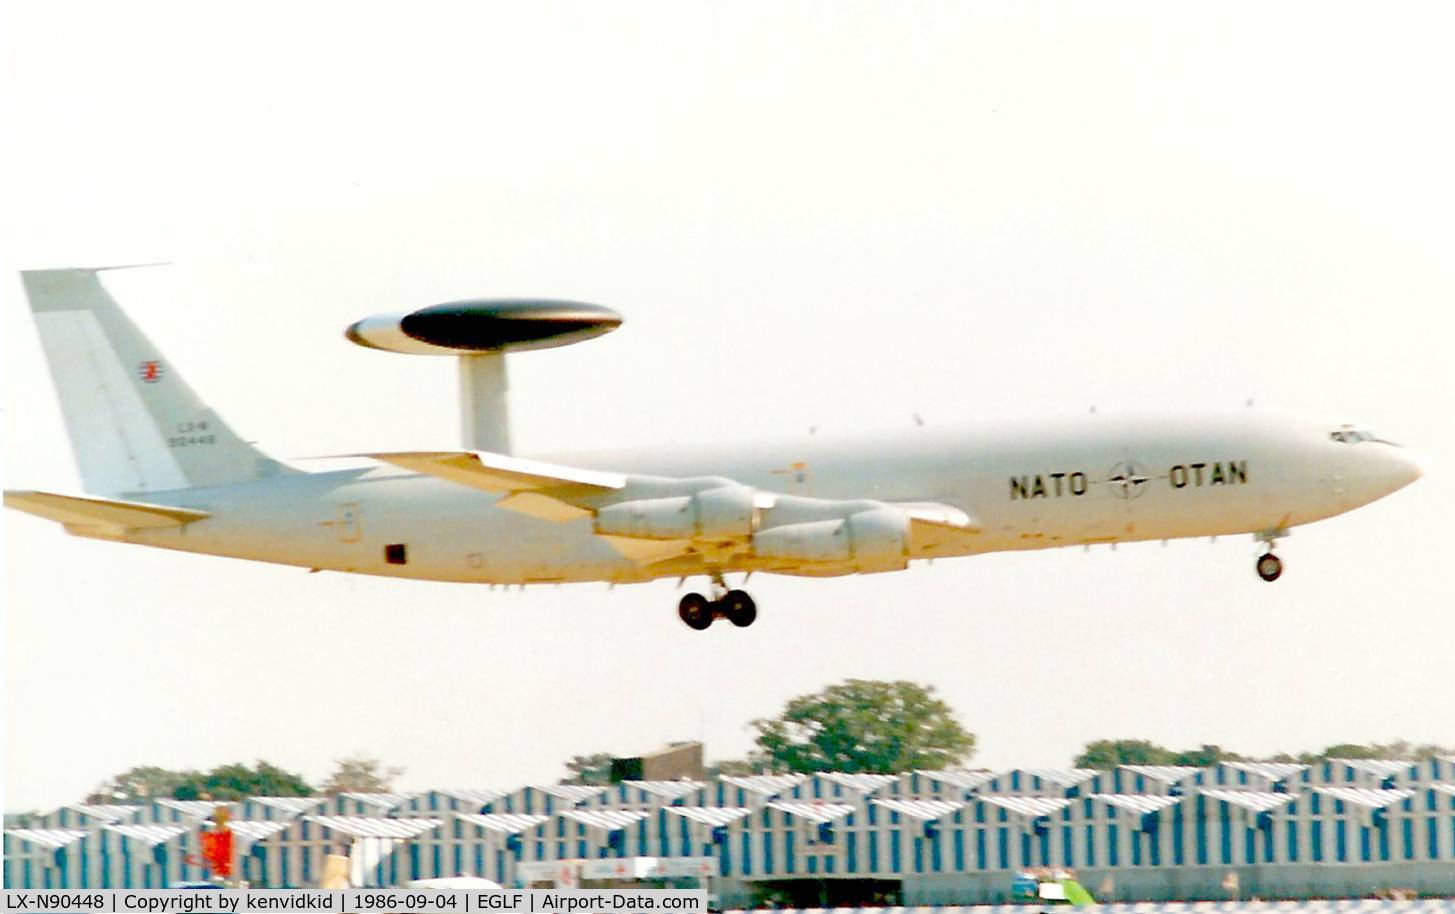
[4,489,210,534]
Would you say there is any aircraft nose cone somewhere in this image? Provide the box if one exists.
[1376,446,1426,495]
[1395,449,1427,487]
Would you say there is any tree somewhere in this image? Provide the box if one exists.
[89,766,198,803]
[180,761,313,800]
[88,761,314,802]
[560,753,615,786]
[1071,737,1455,769]
[239,760,313,797]
[321,756,403,795]
[706,759,760,778]
[1290,741,1455,763]
[1307,743,1385,762]
[1074,739,1177,769]
[1072,740,1244,769]
[750,679,974,774]
[1172,745,1245,767]
[1404,742,1455,760]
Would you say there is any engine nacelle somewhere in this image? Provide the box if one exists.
[693,485,758,538]
[846,507,912,571]
[752,507,909,572]
[751,519,851,563]
[593,485,757,541]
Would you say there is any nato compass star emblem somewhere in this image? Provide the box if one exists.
[1105,460,1151,499]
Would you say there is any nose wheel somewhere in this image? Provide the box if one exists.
[678,576,757,629]
[1256,552,1283,582]
[1253,527,1288,583]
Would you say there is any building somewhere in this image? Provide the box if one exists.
[6,757,1455,903]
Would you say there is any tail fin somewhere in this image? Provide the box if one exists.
[19,267,288,496]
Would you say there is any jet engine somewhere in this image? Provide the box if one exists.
[751,507,909,572]
[593,485,758,540]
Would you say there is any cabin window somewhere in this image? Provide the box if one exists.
[384,543,408,565]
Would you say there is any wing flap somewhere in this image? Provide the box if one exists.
[596,534,695,565]
[895,502,981,554]
[4,489,210,533]
[494,491,593,521]
[895,501,978,531]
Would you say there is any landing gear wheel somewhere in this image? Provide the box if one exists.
[722,590,757,627]
[678,593,713,630]
[1256,553,1283,582]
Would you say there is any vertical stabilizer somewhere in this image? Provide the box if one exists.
[19,268,286,496]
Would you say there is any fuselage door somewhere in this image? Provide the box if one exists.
[332,502,362,543]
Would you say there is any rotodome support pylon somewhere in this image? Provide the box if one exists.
[345,297,622,454]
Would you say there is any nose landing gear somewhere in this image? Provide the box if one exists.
[677,574,757,629]
[1254,527,1288,582]
[1256,552,1283,582]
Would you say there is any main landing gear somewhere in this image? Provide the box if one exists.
[1254,528,1287,582]
[678,575,757,630]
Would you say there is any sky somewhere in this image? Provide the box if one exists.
[3,1,1453,812]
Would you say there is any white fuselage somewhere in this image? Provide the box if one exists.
[103,411,1422,585]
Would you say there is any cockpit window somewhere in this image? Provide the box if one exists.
[1329,426,1388,444]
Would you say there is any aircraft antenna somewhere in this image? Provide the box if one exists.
[344,298,622,454]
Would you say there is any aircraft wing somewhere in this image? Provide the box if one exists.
[4,489,211,535]
[363,449,978,569]
[361,450,625,520]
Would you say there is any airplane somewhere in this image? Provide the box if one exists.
[5,266,1426,630]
